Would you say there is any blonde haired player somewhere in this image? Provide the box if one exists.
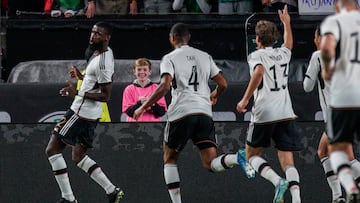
[237,5,302,203]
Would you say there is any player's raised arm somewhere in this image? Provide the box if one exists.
[279,5,293,50]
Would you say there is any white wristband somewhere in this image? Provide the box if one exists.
[78,90,85,97]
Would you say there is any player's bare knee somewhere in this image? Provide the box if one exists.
[45,134,65,157]
[71,144,88,163]
[72,153,85,164]
[317,147,328,159]
[163,149,179,163]
[45,142,61,157]
[72,150,86,164]
[45,144,54,157]
[247,147,262,159]
[163,155,177,164]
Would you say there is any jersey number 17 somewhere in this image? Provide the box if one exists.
[270,63,288,91]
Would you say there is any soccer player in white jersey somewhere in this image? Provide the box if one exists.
[304,25,360,203]
[304,26,346,203]
[133,22,255,203]
[237,5,302,203]
[320,0,360,202]
[45,22,124,203]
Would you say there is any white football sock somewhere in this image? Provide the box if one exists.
[350,159,360,186]
[164,163,181,203]
[321,157,342,199]
[249,155,281,186]
[330,151,357,194]
[210,154,237,172]
[77,155,115,194]
[48,153,75,201]
[285,166,301,203]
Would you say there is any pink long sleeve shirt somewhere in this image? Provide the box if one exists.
[122,82,167,122]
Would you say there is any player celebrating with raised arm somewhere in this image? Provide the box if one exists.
[133,22,254,203]
[45,22,124,203]
[237,5,302,203]
[320,0,360,202]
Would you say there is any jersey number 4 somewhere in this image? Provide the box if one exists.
[188,65,199,91]
[270,63,288,91]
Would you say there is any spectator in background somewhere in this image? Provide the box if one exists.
[172,0,212,13]
[86,0,130,17]
[218,0,253,15]
[261,0,297,12]
[46,0,86,17]
[131,0,143,14]
[144,0,172,14]
[122,58,167,122]
[129,0,140,14]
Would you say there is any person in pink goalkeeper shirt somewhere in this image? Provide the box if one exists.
[122,58,167,122]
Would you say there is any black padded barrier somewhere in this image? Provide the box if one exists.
[2,122,356,203]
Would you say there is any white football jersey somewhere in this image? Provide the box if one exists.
[321,10,360,108]
[71,47,114,120]
[247,46,296,123]
[304,50,331,121]
[160,45,221,121]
